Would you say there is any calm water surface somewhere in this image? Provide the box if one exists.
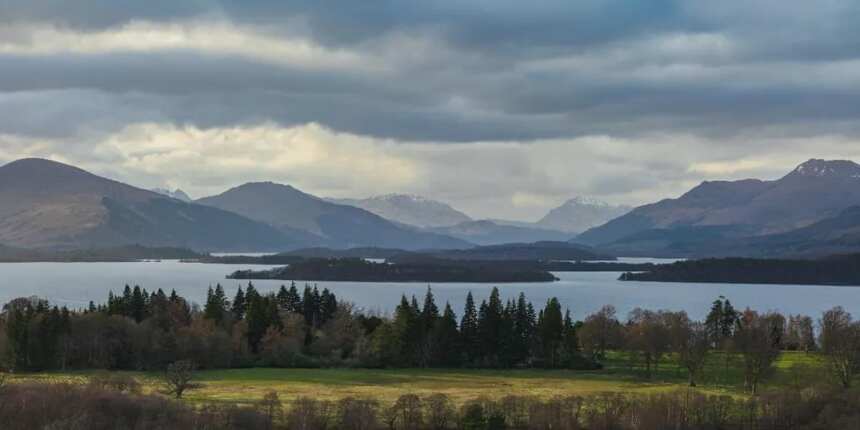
[0,259,856,319]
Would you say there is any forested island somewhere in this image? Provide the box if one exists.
[227,258,559,283]
[620,254,860,285]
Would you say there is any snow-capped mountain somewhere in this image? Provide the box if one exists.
[151,188,192,202]
[536,196,631,233]
[331,194,472,228]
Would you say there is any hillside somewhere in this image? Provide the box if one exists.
[197,182,470,250]
[577,159,860,255]
[0,158,308,251]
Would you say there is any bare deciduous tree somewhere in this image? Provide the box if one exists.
[163,360,199,399]
[579,305,621,361]
[678,321,710,387]
[733,310,781,394]
[819,307,860,388]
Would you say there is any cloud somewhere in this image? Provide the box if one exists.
[0,21,374,72]
[1,1,860,218]
[3,122,859,220]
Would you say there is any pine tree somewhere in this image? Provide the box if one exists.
[538,298,564,368]
[277,285,290,311]
[245,293,270,353]
[418,287,439,367]
[498,300,517,367]
[286,282,302,313]
[302,286,316,326]
[561,309,580,366]
[204,284,229,324]
[121,285,133,317]
[392,295,420,366]
[131,285,146,323]
[431,302,461,367]
[231,286,246,320]
[320,288,338,324]
[461,291,479,365]
[705,297,725,346]
[477,288,503,366]
[722,299,738,338]
[513,292,536,365]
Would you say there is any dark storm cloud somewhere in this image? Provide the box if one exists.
[1,0,859,143]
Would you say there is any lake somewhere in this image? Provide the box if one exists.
[0,259,858,320]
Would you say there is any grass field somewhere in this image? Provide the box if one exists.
[12,351,831,406]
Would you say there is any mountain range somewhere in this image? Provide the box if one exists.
[196,182,470,250]
[576,159,860,258]
[0,158,303,251]
[329,194,623,245]
[7,157,860,259]
[329,194,472,228]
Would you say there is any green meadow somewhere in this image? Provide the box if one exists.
[13,351,831,406]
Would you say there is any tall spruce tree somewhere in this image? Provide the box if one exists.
[286,282,302,313]
[231,286,246,320]
[431,302,461,367]
[204,284,229,324]
[461,291,479,365]
[538,298,564,368]
[477,288,503,366]
[418,287,440,367]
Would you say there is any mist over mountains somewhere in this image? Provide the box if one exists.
[537,197,631,234]
[329,194,472,228]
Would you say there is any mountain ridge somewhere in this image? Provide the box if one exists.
[198,182,471,250]
[579,159,860,244]
[0,158,308,251]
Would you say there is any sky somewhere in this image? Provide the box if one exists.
[1,1,860,221]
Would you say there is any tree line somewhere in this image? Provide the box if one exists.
[0,284,591,371]
[3,287,860,394]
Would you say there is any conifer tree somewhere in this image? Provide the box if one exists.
[131,285,146,323]
[204,284,229,324]
[231,286,246,320]
[286,282,302,313]
[538,298,564,368]
[460,291,479,364]
[477,288,503,365]
[431,302,461,367]
[320,288,338,324]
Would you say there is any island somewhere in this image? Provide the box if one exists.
[227,257,559,283]
[620,254,860,286]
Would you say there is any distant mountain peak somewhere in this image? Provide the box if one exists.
[563,196,611,207]
[375,193,432,203]
[536,196,631,234]
[791,159,860,179]
[330,193,472,228]
[151,188,192,202]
